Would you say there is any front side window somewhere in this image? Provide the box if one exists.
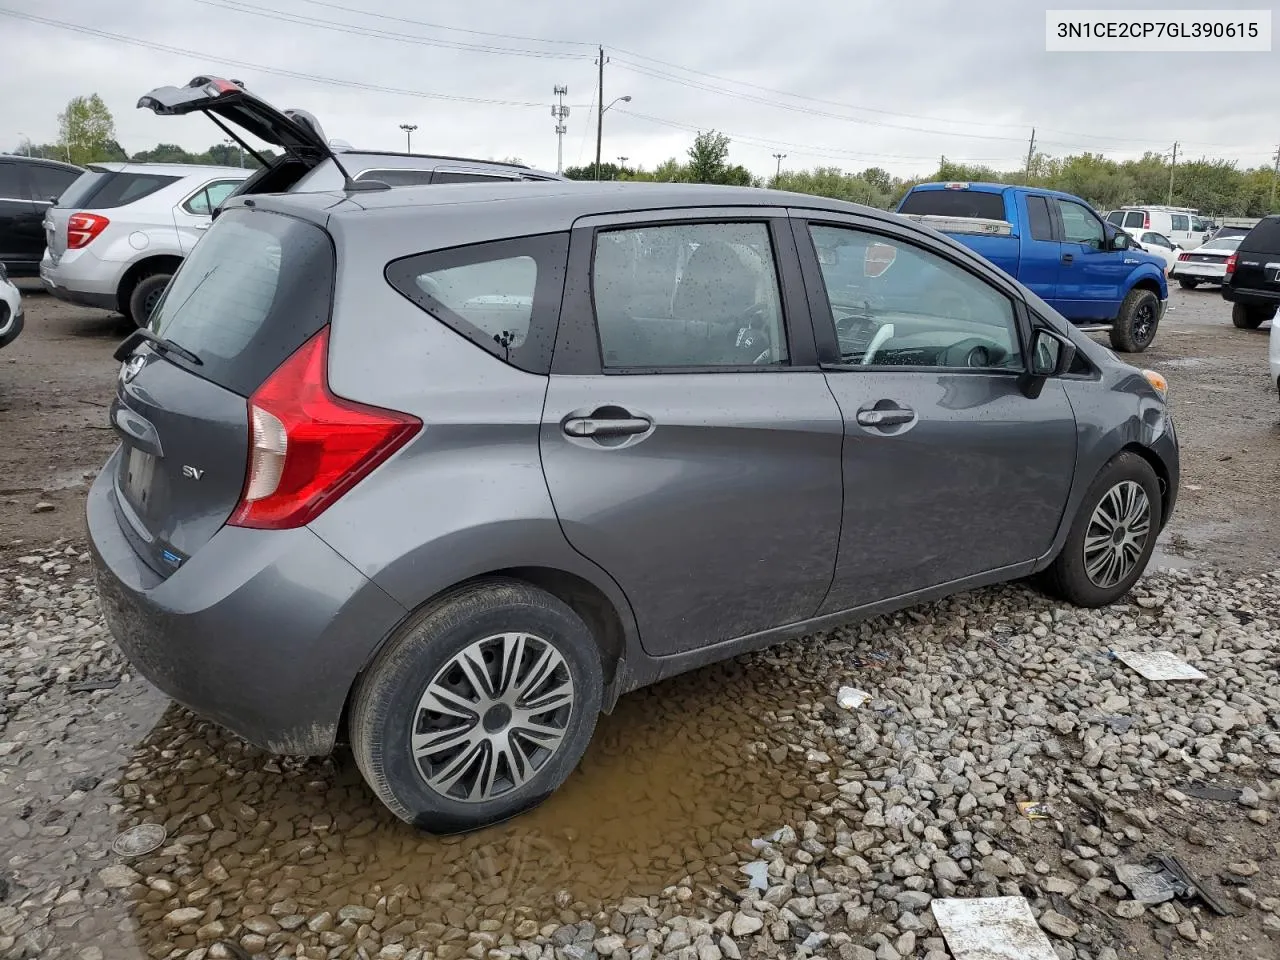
[1057,200,1105,248]
[591,221,788,369]
[385,233,568,374]
[808,223,1022,371]
[0,164,22,199]
[1170,214,1189,232]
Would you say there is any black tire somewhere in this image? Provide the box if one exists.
[1040,452,1163,608]
[1232,302,1275,330]
[350,579,604,833]
[1177,278,1200,290]
[125,273,171,328]
[1108,287,1161,353]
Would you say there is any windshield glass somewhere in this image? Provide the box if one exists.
[1200,237,1240,252]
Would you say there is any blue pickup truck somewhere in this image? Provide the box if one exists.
[896,182,1169,353]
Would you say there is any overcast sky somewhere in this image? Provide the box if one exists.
[4,0,1277,179]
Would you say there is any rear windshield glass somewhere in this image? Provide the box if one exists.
[1122,212,1145,228]
[1240,217,1280,252]
[898,189,1006,221]
[57,169,111,208]
[58,169,180,209]
[148,209,334,396]
[1200,238,1240,252]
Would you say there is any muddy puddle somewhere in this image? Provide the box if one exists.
[0,654,838,960]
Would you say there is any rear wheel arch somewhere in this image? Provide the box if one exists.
[337,564,634,743]
[116,254,183,319]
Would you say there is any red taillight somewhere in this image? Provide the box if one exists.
[1177,252,1190,261]
[1143,213,1150,228]
[66,213,109,249]
[1226,253,1237,276]
[228,327,421,530]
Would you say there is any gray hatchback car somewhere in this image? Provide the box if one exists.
[89,181,1178,832]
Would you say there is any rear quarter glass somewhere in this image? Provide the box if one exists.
[148,208,335,397]
[66,172,181,209]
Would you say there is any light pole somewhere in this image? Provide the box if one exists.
[226,137,243,167]
[400,123,418,153]
[595,95,631,180]
[772,153,786,184]
[616,156,628,180]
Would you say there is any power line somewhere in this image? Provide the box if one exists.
[0,8,571,107]
[189,0,590,60]
[290,0,594,47]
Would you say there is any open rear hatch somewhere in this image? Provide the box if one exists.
[137,76,334,194]
[107,206,337,576]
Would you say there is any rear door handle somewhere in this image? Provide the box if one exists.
[564,416,651,438]
[195,222,211,231]
[856,408,914,427]
[1061,253,1074,264]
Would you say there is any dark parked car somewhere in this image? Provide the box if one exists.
[1221,215,1280,328]
[89,182,1179,831]
[0,155,83,276]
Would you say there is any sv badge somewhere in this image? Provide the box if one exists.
[182,465,205,480]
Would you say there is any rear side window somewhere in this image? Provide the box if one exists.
[1122,212,1145,228]
[356,168,435,187]
[0,163,21,198]
[433,171,519,184]
[1170,214,1189,232]
[148,209,335,397]
[61,171,179,210]
[27,165,79,203]
[385,233,569,374]
[898,189,1006,221]
[1240,217,1280,251]
[1026,196,1055,241]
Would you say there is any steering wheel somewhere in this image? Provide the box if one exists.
[861,322,895,366]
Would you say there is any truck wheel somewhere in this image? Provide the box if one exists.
[1177,278,1200,290]
[1039,452,1162,608]
[1232,303,1275,329]
[1109,288,1161,353]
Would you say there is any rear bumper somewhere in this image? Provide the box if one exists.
[87,453,408,755]
[40,252,122,312]
[1221,285,1280,306]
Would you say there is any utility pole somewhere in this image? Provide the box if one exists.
[772,153,786,183]
[551,86,569,175]
[1270,143,1279,209]
[1025,128,1036,180]
[400,123,418,153]
[616,156,628,179]
[226,137,243,167]
[594,46,606,181]
[1167,141,1178,205]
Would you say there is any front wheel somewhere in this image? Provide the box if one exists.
[1109,288,1161,353]
[1039,452,1162,607]
[1232,303,1275,329]
[1177,278,1200,290]
[350,579,604,833]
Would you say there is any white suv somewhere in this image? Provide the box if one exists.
[40,162,251,324]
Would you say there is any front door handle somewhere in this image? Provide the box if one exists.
[564,416,651,438]
[1061,252,1074,264]
[195,222,212,231]
[856,407,914,427]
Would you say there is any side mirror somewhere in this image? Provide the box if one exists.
[1021,328,1077,398]
[1110,232,1130,250]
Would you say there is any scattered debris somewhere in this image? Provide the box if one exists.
[837,686,871,710]
[1116,855,1233,916]
[111,823,167,858]
[932,897,1059,960]
[32,502,55,514]
[1178,783,1243,802]
[740,861,768,891]
[1017,801,1053,820]
[1114,650,1207,681]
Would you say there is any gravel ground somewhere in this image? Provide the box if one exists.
[0,286,1277,960]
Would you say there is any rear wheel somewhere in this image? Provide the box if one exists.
[1177,278,1200,290]
[1109,288,1161,353]
[1040,452,1162,607]
[125,273,171,328]
[350,579,604,833]
[1232,303,1275,329]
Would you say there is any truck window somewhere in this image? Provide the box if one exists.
[1056,200,1104,249]
[898,189,1006,221]
[1026,196,1055,241]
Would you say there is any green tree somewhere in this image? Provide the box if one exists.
[775,167,888,207]
[58,94,118,166]
[686,130,731,183]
